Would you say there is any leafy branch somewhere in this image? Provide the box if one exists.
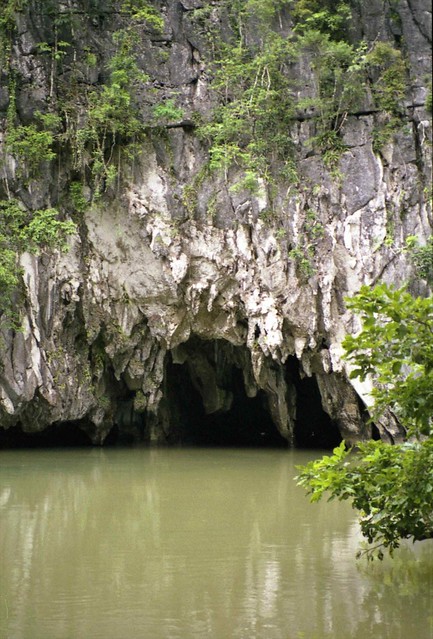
[297,285,433,560]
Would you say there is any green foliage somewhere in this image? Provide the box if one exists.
[6,123,56,170]
[198,0,407,192]
[297,439,433,560]
[151,99,184,125]
[0,200,75,254]
[0,0,168,320]
[297,284,433,559]
[365,41,406,114]
[304,207,324,241]
[288,246,314,278]
[196,0,298,190]
[0,246,19,300]
[181,166,209,215]
[36,39,70,61]
[1,3,166,196]
[216,0,288,40]
[0,0,22,66]
[70,27,148,194]
[69,182,88,214]
[93,29,146,133]
[405,235,433,285]
[288,209,324,278]
[4,82,60,174]
[5,104,60,174]
[343,285,433,435]
[297,33,366,148]
[121,0,164,31]
[198,30,298,188]
[365,41,407,152]
[25,208,76,251]
[426,83,432,114]
[292,0,352,39]
[0,199,76,321]
[194,0,410,197]
[229,169,265,195]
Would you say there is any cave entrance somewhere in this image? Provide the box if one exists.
[287,358,342,449]
[163,339,343,450]
[164,340,288,448]
[0,420,93,449]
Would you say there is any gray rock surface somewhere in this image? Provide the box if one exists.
[0,0,431,446]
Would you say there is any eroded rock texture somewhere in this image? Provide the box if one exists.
[0,0,431,447]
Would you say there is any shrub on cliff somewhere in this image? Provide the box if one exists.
[0,200,76,326]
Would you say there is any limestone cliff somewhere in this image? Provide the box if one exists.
[0,0,431,447]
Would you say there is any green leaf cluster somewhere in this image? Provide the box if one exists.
[297,438,433,560]
[121,0,164,31]
[197,0,407,192]
[288,208,324,278]
[0,1,172,323]
[5,95,60,174]
[1,2,169,197]
[288,246,315,278]
[405,235,433,285]
[69,182,88,214]
[343,284,433,435]
[291,0,352,39]
[61,27,148,194]
[199,31,297,188]
[365,41,406,115]
[151,99,184,125]
[0,0,23,66]
[0,199,76,321]
[296,30,366,161]
[426,82,432,114]
[297,284,433,559]
[364,41,407,151]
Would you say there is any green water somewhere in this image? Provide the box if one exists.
[0,447,432,639]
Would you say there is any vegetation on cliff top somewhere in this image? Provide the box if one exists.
[0,0,168,326]
[197,0,407,194]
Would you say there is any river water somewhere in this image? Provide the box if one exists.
[0,447,432,639]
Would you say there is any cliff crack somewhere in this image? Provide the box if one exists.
[406,0,432,44]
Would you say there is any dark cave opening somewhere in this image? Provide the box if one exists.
[165,355,288,448]
[0,342,345,450]
[287,359,342,449]
[293,376,342,449]
[0,420,93,449]
[164,347,344,449]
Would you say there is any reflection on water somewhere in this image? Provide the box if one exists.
[0,448,432,639]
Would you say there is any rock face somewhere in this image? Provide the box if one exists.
[0,0,431,447]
